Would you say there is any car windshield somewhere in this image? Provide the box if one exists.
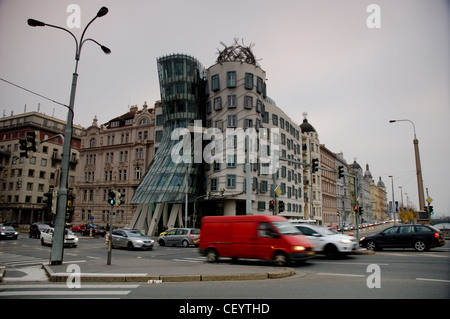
[126,229,146,237]
[273,221,302,235]
[1,226,15,231]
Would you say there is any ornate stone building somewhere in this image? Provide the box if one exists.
[73,103,155,228]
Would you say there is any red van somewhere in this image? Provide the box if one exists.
[198,215,314,266]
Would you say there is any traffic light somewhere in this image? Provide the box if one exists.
[312,158,319,173]
[26,131,37,152]
[269,200,275,210]
[338,166,344,179]
[279,201,285,212]
[114,190,125,207]
[429,206,434,215]
[108,190,116,206]
[19,138,28,157]
[354,206,358,213]
[18,131,38,157]
[43,191,53,211]
[359,207,363,216]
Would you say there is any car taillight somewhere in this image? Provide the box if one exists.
[190,234,194,238]
[435,232,441,239]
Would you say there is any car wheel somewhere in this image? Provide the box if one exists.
[182,240,189,248]
[127,241,134,250]
[41,238,45,246]
[324,244,338,259]
[366,240,377,251]
[158,239,165,246]
[206,248,218,263]
[273,251,287,266]
[414,240,427,252]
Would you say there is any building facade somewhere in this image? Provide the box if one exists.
[73,103,155,228]
[0,111,82,225]
[320,144,337,226]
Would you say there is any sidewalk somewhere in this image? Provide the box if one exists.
[41,257,297,283]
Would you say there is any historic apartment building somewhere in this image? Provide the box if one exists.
[320,144,337,226]
[72,103,156,228]
[0,111,82,224]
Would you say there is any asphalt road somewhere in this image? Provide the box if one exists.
[1,226,449,300]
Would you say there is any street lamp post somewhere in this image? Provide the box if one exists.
[389,119,425,217]
[28,7,110,265]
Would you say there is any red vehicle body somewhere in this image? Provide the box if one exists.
[198,215,314,266]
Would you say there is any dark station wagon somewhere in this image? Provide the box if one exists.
[359,224,445,252]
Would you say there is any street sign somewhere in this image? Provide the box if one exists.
[426,197,433,204]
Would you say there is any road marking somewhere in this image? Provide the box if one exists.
[317,272,365,278]
[0,290,132,297]
[416,278,450,284]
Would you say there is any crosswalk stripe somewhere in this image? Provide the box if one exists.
[0,252,47,267]
[0,283,140,297]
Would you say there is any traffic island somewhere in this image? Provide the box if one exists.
[42,263,296,283]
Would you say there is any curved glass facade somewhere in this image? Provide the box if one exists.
[131,54,206,204]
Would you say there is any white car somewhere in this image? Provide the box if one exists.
[40,227,78,248]
[293,224,357,258]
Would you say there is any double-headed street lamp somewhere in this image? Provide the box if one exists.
[389,119,425,218]
[28,7,110,265]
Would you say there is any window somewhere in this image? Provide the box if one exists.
[245,73,253,89]
[211,74,220,91]
[272,114,278,126]
[156,114,163,126]
[155,131,163,142]
[227,71,236,87]
[244,96,253,109]
[226,175,236,188]
[227,95,237,108]
[210,178,218,191]
[214,96,222,110]
[257,77,263,93]
[227,115,237,128]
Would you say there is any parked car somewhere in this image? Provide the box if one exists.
[70,224,86,232]
[29,223,51,238]
[293,224,357,258]
[198,215,315,266]
[111,228,154,250]
[82,225,106,237]
[4,221,19,228]
[158,228,200,247]
[359,224,445,252]
[0,226,18,240]
[40,227,78,247]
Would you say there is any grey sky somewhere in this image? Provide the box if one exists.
[1,0,449,217]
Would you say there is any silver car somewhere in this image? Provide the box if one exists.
[111,228,154,250]
[158,228,200,247]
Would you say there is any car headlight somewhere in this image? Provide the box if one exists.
[339,239,352,244]
[359,236,366,242]
[292,245,306,252]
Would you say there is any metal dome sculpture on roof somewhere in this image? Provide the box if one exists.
[300,112,316,133]
[216,38,260,66]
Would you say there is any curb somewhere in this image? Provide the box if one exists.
[42,264,295,283]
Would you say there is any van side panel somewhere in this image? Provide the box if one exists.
[230,221,257,259]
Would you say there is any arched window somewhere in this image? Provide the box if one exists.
[139,118,149,126]
[89,138,97,147]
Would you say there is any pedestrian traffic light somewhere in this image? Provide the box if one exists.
[108,190,116,206]
[269,200,275,210]
[312,158,319,173]
[114,190,125,207]
[338,166,344,179]
[279,201,285,212]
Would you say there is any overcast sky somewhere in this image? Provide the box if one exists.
[1,0,449,217]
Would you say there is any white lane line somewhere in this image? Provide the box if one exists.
[416,278,450,283]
